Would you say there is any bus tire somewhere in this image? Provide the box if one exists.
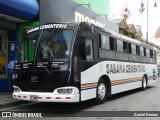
[94,79,107,104]
[142,76,147,90]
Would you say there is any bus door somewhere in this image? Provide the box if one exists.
[78,36,97,101]
[79,36,94,74]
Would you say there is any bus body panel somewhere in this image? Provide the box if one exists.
[80,60,157,101]
[12,86,80,102]
[15,70,70,92]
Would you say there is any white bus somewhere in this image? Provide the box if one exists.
[12,22,157,104]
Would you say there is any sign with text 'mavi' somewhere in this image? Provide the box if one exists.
[40,0,118,32]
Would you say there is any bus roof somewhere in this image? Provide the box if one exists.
[26,21,155,50]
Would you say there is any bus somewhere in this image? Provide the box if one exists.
[12,22,157,104]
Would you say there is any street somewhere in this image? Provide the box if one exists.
[0,80,160,120]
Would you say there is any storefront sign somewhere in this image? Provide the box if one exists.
[40,0,118,32]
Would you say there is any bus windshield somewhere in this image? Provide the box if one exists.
[17,29,74,63]
[37,29,73,61]
[17,31,40,63]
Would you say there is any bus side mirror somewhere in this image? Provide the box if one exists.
[85,44,91,55]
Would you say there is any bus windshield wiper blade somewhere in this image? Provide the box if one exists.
[39,62,51,75]
[37,53,52,75]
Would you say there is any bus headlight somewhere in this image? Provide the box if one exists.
[54,87,79,94]
[57,88,73,94]
[13,86,21,92]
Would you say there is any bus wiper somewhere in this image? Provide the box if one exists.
[18,50,24,54]
[37,53,51,75]
[39,61,51,75]
[36,46,52,75]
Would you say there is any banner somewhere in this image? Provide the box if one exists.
[40,0,118,32]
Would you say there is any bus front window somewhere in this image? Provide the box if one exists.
[37,29,73,61]
[17,31,40,63]
[17,28,74,72]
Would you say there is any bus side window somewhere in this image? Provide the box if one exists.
[136,45,140,55]
[85,39,93,61]
[128,43,132,54]
[132,44,136,54]
[79,37,86,60]
[144,47,146,56]
[146,49,150,57]
[153,50,155,58]
[99,34,115,51]
[110,37,115,50]
[123,41,128,53]
[99,34,109,50]
[140,46,144,56]
[150,49,153,58]
[79,37,93,61]
[117,39,123,52]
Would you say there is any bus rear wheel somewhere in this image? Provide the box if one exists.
[142,76,147,90]
[94,79,107,104]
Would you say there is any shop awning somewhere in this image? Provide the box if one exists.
[0,0,39,21]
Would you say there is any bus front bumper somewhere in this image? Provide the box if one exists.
[12,86,80,103]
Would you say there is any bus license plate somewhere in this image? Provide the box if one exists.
[30,95,38,101]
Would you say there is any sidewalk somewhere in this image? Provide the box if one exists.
[0,92,24,109]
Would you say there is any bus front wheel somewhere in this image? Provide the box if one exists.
[94,79,107,104]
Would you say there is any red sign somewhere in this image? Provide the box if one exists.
[121,7,131,20]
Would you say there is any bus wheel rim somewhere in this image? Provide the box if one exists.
[98,83,106,100]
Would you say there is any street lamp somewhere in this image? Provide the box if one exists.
[146,0,157,43]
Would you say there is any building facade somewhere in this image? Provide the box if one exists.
[0,0,113,92]
[0,0,39,92]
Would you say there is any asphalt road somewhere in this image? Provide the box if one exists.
[1,80,160,120]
